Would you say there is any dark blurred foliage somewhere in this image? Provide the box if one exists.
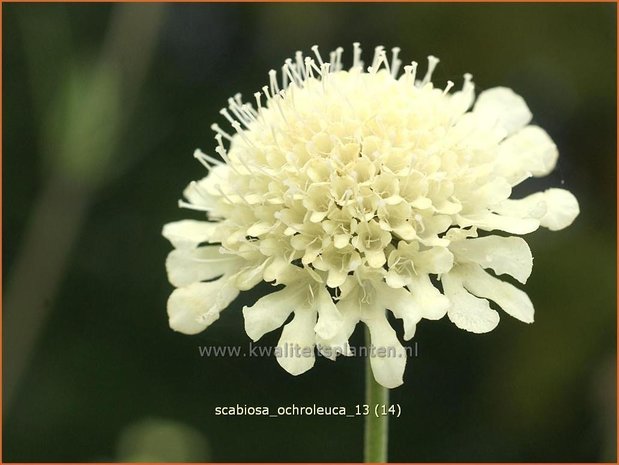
[3,3,616,462]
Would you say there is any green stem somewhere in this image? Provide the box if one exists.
[364,327,389,463]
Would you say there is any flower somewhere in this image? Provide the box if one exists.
[163,44,579,388]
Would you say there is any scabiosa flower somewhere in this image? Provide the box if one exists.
[163,44,579,388]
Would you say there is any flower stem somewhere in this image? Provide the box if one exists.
[364,327,389,463]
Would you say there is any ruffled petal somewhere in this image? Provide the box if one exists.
[459,178,512,211]
[492,188,579,231]
[233,260,270,291]
[315,310,358,360]
[364,316,407,389]
[276,308,317,376]
[539,188,580,231]
[376,283,421,341]
[313,286,343,340]
[497,125,558,184]
[242,283,304,341]
[415,247,454,274]
[365,249,387,268]
[167,278,239,335]
[442,270,499,333]
[457,212,540,234]
[408,274,450,321]
[449,236,533,284]
[459,264,534,324]
[473,87,532,136]
[385,268,411,289]
[162,220,218,249]
[166,246,239,287]
[492,193,547,220]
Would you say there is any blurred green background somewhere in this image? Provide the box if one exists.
[3,3,616,462]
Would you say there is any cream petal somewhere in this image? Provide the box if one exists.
[460,178,512,210]
[416,247,454,274]
[313,287,343,340]
[326,268,348,288]
[422,214,453,237]
[449,236,533,284]
[457,212,540,234]
[246,221,272,237]
[276,308,316,376]
[310,210,329,223]
[377,283,421,341]
[450,112,506,147]
[365,249,386,268]
[233,260,270,291]
[411,197,433,209]
[162,220,218,249]
[459,264,534,324]
[442,271,500,333]
[434,199,463,215]
[167,279,239,335]
[392,223,417,241]
[473,87,532,136]
[316,311,358,360]
[539,188,580,231]
[385,269,411,289]
[262,257,290,283]
[493,188,579,231]
[493,193,547,220]
[166,247,238,287]
[497,125,558,184]
[364,316,407,389]
[334,234,350,249]
[242,283,304,341]
[409,274,450,321]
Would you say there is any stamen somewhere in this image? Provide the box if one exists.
[261,85,272,101]
[178,200,213,212]
[254,91,263,110]
[281,64,289,89]
[214,145,232,166]
[334,47,344,72]
[219,108,236,126]
[231,120,257,148]
[462,72,474,92]
[320,63,331,91]
[273,90,289,123]
[194,148,222,168]
[269,69,280,96]
[211,123,233,141]
[311,45,324,66]
[228,98,252,128]
[421,55,439,86]
[352,42,362,69]
[390,47,401,78]
[402,61,418,84]
[295,51,307,80]
[370,45,385,71]
[304,57,316,79]
[284,58,303,86]
[307,283,315,303]
[443,80,454,95]
[192,256,237,263]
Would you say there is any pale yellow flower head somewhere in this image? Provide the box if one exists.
[163,44,579,388]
